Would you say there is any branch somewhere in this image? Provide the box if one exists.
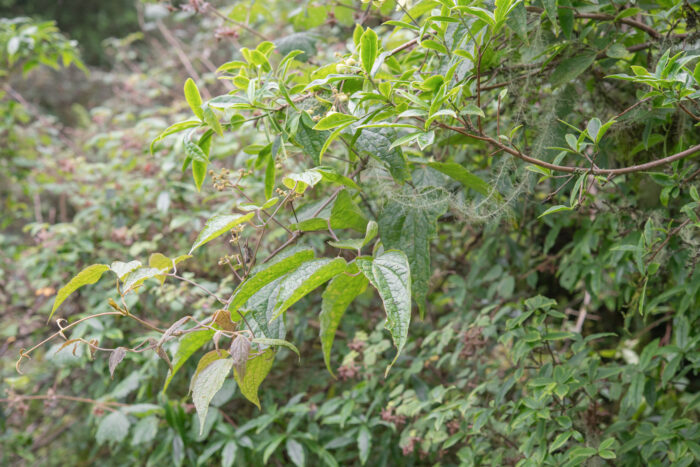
[433,119,700,175]
[526,6,662,39]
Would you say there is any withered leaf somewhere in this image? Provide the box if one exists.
[109,347,127,379]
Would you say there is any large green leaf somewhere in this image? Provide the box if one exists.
[228,249,315,319]
[50,264,110,319]
[353,127,411,183]
[320,262,368,376]
[234,348,275,409]
[427,162,491,196]
[190,212,255,254]
[191,352,233,435]
[271,258,347,321]
[357,251,411,374]
[163,330,215,392]
[379,193,447,318]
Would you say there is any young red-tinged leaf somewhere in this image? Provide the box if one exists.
[50,264,110,319]
[184,78,204,120]
[320,263,368,376]
[190,212,255,254]
[234,348,275,409]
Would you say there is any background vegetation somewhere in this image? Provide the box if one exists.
[1,1,699,466]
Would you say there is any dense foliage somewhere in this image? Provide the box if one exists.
[2,1,699,466]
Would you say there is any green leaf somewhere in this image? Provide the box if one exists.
[184,140,208,163]
[150,120,200,155]
[228,249,315,318]
[353,127,411,183]
[251,338,300,360]
[131,416,159,446]
[285,438,306,467]
[286,438,305,467]
[283,170,323,194]
[428,162,490,196]
[360,28,378,74]
[314,167,361,191]
[123,267,168,293]
[461,103,485,118]
[549,431,572,452]
[202,107,223,136]
[568,446,597,459]
[379,193,446,318]
[96,411,130,445]
[148,253,191,285]
[586,118,601,143]
[184,78,204,120]
[357,250,412,375]
[293,115,330,165]
[313,113,358,131]
[222,441,238,467]
[539,205,572,218]
[110,260,142,281]
[192,160,207,192]
[328,220,378,251]
[190,213,255,254]
[163,330,214,392]
[358,425,371,465]
[234,348,275,409]
[271,258,347,321]
[550,52,596,88]
[191,354,233,435]
[51,264,110,319]
[320,262,369,376]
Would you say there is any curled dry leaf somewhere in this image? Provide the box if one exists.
[230,334,251,380]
